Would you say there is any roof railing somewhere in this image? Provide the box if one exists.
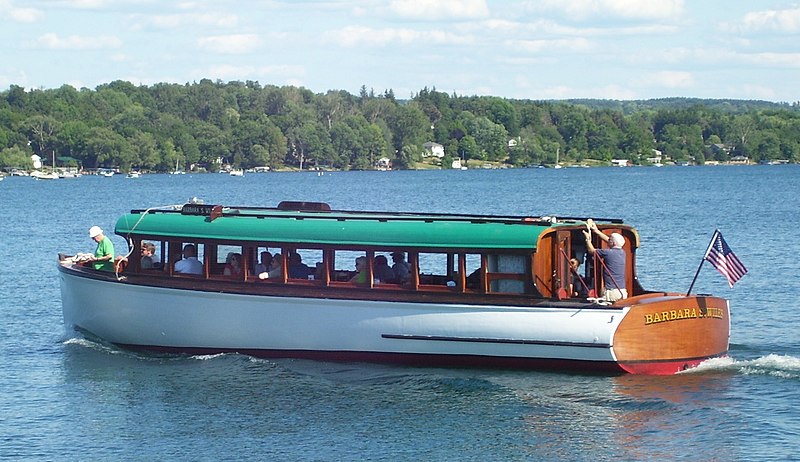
[129,202,625,226]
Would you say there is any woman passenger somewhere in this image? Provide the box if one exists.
[223,252,243,277]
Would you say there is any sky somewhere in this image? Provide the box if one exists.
[1,0,799,102]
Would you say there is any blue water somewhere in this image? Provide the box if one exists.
[1,166,799,461]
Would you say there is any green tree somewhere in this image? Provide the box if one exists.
[0,145,31,169]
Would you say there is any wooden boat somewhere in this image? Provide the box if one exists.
[58,201,730,375]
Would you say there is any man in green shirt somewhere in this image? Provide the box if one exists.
[89,226,115,271]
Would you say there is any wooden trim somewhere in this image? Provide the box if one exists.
[479,254,488,293]
[410,252,420,290]
[457,253,467,293]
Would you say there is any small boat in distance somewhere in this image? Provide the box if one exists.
[170,158,186,175]
[229,169,244,177]
[126,171,141,179]
[31,170,59,180]
[58,201,730,375]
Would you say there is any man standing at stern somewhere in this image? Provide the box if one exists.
[582,219,627,301]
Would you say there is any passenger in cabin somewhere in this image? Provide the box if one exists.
[391,251,411,283]
[583,219,627,301]
[88,226,115,272]
[568,258,589,298]
[175,244,203,275]
[373,255,395,283]
[254,251,272,274]
[349,256,369,284]
[257,253,283,279]
[223,252,243,277]
[287,252,313,279]
[140,242,158,269]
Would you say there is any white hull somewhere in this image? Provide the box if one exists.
[59,269,625,368]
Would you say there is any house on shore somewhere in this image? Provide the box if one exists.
[422,142,445,158]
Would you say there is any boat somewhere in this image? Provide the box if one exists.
[170,158,186,175]
[31,170,59,180]
[127,171,141,179]
[229,169,244,177]
[58,201,730,375]
[59,171,82,179]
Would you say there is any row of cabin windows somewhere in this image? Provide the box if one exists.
[128,239,535,295]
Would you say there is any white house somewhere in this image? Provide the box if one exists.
[30,154,42,169]
[422,142,445,158]
[645,149,662,165]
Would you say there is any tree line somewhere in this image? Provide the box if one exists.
[1,79,799,172]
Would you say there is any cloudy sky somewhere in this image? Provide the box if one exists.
[1,0,799,102]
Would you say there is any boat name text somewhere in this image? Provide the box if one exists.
[644,307,724,325]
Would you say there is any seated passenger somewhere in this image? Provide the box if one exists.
[141,242,158,269]
[223,252,243,277]
[373,255,395,283]
[569,258,589,298]
[391,251,411,283]
[349,256,369,284]
[175,244,203,275]
[287,252,313,279]
[254,251,272,274]
[258,253,283,279]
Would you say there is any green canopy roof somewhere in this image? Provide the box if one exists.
[115,207,561,251]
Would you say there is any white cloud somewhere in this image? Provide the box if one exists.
[736,84,777,100]
[649,71,694,88]
[197,34,260,54]
[595,84,637,99]
[201,64,306,81]
[506,37,594,53]
[742,52,800,68]
[740,7,800,33]
[143,12,239,29]
[526,0,684,21]
[0,0,43,22]
[327,26,474,47]
[388,0,490,20]
[32,33,122,50]
[58,0,112,8]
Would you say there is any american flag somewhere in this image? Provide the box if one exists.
[704,230,748,287]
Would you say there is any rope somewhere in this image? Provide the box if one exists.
[114,203,184,280]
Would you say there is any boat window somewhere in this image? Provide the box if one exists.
[214,245,244,276]
[285,248,321,280]
[417,252,456,287]
[139,239,164,270]
[486,254,528,294]
[331,250,370,284]
[252,246,281,277]
[463,253,483,291]
[169,241,206,277]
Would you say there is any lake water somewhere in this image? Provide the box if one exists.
[1,166,798,461]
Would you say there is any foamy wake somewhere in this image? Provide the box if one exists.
[190,353,227,361]
[684,354,800,378]
[63,337,124,355]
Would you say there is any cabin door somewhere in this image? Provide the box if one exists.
[555,230,572,300]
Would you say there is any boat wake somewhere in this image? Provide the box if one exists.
[683,354,800,379]
[63,337,128,356]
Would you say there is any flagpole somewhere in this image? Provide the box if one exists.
[686,230,719,296]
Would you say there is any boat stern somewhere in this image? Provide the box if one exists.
[611,294,730,375]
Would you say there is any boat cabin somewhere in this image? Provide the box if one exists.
[112,201,643,304]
